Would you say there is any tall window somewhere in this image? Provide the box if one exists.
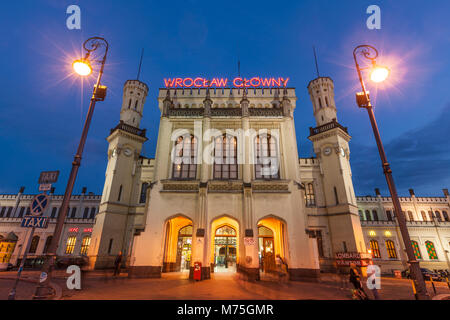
[51,207,58,218]
[0,207,5,217]
[443,211,449,222]
[421,211,427,221]
[18,207,25,218]
[425,241,438,260]
[83,207,89,219]
[369,240,381,258]
[386,210,393,221]
[428,211,433,221]
[254,134,279,179]
[365,210,371,221]
[140,182,149,203]
[435,211,442,222]
[65,236,77,254]
[43,236,53,254]
[386,240,397,259]
[89,207,96,219]
[172,135,197,179]
[70,207,77,218]
[408,211,414,221]
[305,183,316,207]
[372,210,379,221]
[117,185,123,201]
[80,236,91,255]
[29,236,40,254]
[411,241,422,260]
[214,135,238,179]
[358,210,364,221]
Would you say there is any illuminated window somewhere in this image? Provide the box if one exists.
[384,231,392,237]
[370,240,381,258]
[43,236,52,254]
[368,230,376,237]
[411,241,422,260]
[80,236,91,255]
[305,183,316,207]
[254,134,279,179]
[214,135,238,179]
[215,225,236,236]
[386,240,397,259]
[421,211,427,221]
[65,236,77,254]
[425,241,438,260]
[29,236,40,254]
[172,135,197,179]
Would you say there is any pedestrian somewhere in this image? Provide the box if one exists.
[349,263,369,300]
[113,251,123,276]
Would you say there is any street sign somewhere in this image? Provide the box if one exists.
[38,171,59,184]
[39,184,52,192]
[30,193,49,217]
[21,216,49,229]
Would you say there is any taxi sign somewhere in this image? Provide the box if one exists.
[21,216,49,229]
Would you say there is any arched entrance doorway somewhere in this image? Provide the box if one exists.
[163,215,192,273]
[210,216,240,273]
[214,225,237,272]
[257,216,287,276]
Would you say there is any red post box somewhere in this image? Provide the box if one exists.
[193,261,202,281]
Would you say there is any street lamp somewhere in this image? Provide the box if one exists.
[353,44,429,300]
[33,37,109,299]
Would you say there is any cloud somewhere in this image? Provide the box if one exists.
[351,104,450,196]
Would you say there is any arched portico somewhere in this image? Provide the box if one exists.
[257,215,288,275]
[162,214,193,273]
[209,215,240,273]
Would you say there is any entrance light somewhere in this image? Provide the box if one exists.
[73,58,92,76]
[369,65,390,83]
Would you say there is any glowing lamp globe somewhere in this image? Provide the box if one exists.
[73,59,92,76]
[369,65,389,83]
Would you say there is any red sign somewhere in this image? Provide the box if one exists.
[83,228,93,233]
[68,227,79,233]
[163,77,289,88]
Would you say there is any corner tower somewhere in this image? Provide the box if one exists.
[307,76,366,258]
[88,79,149,269]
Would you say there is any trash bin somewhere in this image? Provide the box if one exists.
[194,261,202,281]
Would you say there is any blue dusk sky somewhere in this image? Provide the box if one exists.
[0,0,449,197]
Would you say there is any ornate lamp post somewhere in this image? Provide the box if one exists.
[33,37,109,299]
[353,44,429,300]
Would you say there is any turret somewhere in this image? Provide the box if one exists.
[307,77,337,126]
[120,80,149,128]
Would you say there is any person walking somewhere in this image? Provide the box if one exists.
[113,251,123,276]
[349,263,369,300]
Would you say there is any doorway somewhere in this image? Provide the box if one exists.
[176,225,192,272]
[258,226,275,272]
[214,225,237,272]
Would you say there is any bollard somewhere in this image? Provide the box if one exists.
[446,277,450,290]
[410,279,419,300]
[429,276,437,295]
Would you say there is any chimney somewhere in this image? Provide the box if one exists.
[82,187,87,194]
[444,189,449,197]
[409,189,415,197]
[19,186,25,194]
[374,188,380,196]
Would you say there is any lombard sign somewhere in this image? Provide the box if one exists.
[163,77,290,88]
[335,252,373,267]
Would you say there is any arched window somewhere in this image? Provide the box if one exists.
[425,241,438,260]
[213,134,238,179]
[443,211,449,222]
[172,135,197,179]
[215,225,236,236]
[408,211,414,221]
[386,210,393,221]
[43,236,53,254]
[358,210,364,221]
[386,240,397,259]
[80,236,91,255]
[65,236,77,254]
[421,211,427,221]
[435,211,442,222]
[140,182,149,203]
[372,210,379,221]
[305,183,316,207]
[428,211,433,221]
[365,210,371,221]
[411,241,422,260]
[254,134,279,179]
[369,240,381,258]
[29,236,40,254]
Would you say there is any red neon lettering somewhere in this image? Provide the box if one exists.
[281,77,290,87]
[250,77,260,87]
[202,78,210,87]
[175,78,183,87]
[164,78,175,88]
[210,78,218,87]
[183,78,194,87]
[243,78,251,87]
[271,78,281,87]
[233,77,243,87]
[216,78,228,87]
[193,77,203,87]
[260,78,271,87]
